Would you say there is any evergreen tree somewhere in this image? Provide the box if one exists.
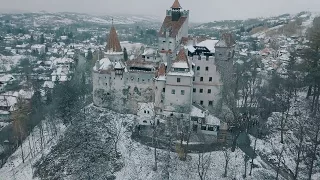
[40,34,45,44]
[30,35,34,43]
[87,49,93,61]
[123,47,128,61]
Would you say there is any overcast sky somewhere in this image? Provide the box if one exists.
[1,0,320,22]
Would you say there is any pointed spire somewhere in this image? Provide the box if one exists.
[175,48,188,62]
[105,24,122,52]
[171,0,182,9]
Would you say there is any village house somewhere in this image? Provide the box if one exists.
[31,44,46,54]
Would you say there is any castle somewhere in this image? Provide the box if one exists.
[93,0,235,135]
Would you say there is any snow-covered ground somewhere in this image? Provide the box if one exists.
[0,121,65,180]
[0,105,285,180]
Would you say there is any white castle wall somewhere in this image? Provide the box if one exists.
[93,69,155,114]
[191,55,222,107]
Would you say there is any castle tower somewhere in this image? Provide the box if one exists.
[171,0,182,21]
[105,21,123,62]
[214,33,236,100]
[158,0,189,62]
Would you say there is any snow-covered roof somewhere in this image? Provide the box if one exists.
[191,106,205,118]
[31,44,45,49]
[196,39,219,53]
[42,81,54,89]
[142,48,156,56]
[18,89,34,99]
[206,115,220,126]
[186,45,196,53]
[96,57,112,71]
[167,70,194,77]
[0,95,17,108]
[0,74,15,82]
[0,110,9,115]
[54,57,74,65]
[172,62,189,69]
[114,61,124,69]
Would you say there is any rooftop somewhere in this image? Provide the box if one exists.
[159,16,187,38]
[171,0,182,9]
[106,25,122,52]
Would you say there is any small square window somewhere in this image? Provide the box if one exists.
[205,67,209,71]
[172,89,175,94]
[200,77,203,81]
[209,77,212,82]
[193,88,196,92]
[200,101,203,105]
[181,90,185,95]
[177,78,181,82]
[208,89,211,94]
[197,66,200,71]
[209,101,213,106]
[200,89,203,93]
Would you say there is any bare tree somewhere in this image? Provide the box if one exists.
[287,110,305,180]
[271,143,285,180]
[197,152,212,180]
[109,115,127,156]
[223,147,231,177]
[243,154,250,178]
[152,115,158,171]
[11,97,30,163]
[305,116,320,180]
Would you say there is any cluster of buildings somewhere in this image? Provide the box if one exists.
[93,0,236,138]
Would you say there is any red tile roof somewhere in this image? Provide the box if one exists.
[157,63,166,77]
[158,16,187,38]
[160,49,173,54]
[105,26,122,52]
[171,0,182,9]
[175,48,188,62]
[170,49,190,69]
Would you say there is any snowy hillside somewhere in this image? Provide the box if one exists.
[195,11,319,35]
[0,105,287,180]
[0,12,161,27]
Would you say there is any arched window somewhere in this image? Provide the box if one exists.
[197,66,200,71]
